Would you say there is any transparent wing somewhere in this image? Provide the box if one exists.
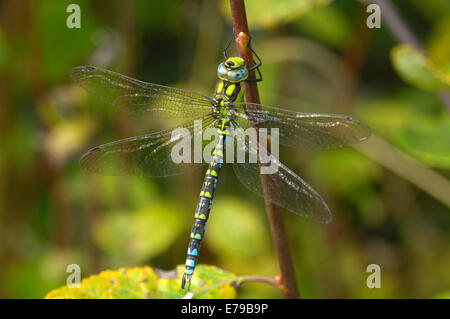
[71,66,213,119]
[230,130,331,223]
[231,102,371,150]
[80,115,215,177]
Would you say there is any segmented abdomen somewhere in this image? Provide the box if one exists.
[182,132,226,289]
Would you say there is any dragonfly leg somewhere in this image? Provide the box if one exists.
[246,46,263,82]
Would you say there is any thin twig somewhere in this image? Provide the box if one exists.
[229,0,299,299]
[238,276,280,288]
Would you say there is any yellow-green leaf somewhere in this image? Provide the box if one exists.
[45,265,240,299]
[391,44,450,91]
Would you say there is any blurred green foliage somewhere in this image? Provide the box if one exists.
[0,0,449,299]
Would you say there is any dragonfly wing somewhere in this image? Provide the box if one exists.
[71,66,213,119]
[232,102,371,150]
[230,133,331,223]
[80,116,215,177]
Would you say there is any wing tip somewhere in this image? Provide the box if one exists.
[343,115,372,144]
[323,211,333,224]
[358,120,372,142]
[79,146,100,172]
[315,194,333,224]
[70,65,96,83]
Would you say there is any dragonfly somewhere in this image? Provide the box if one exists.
[72,48,371,291]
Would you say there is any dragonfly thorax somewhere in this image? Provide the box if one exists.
[213,80,244,105]
[211,79,244,129]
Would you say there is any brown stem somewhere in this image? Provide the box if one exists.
[229,0,299,299]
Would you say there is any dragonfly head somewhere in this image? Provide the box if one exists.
[217,57,248,83]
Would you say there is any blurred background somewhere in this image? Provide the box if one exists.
[0,0,449,298]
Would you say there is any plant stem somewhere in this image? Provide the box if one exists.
[239,276,280,288]
[229,0,299,299]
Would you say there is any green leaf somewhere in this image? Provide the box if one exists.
[220,0,332,29]
[390,44,450,91]
[45,265,240,299]
[394,118,450,168]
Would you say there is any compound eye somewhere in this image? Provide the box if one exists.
[229,69,246,81]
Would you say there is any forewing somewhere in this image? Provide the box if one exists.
[71,66,213,119]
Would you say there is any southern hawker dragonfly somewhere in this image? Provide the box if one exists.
[72,51,370,290]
